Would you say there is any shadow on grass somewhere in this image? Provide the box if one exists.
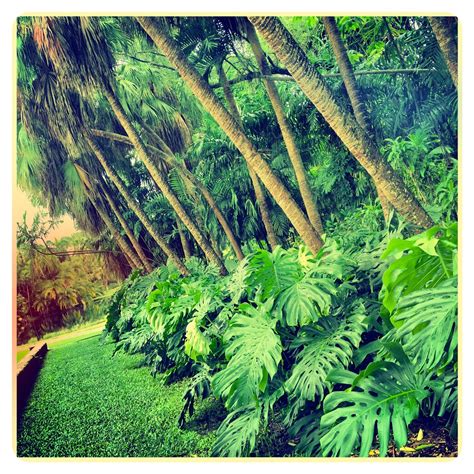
[184,398,227,434]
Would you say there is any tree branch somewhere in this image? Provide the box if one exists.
[209,68,433,89]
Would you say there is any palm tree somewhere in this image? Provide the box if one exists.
[137,17,324,254]
[216,61,279,250]
[31,16,226,275]
[322,16,393,222]
[82,185,142,271]
[245,22,324,235]
[176,218,192,259]
[84,133,189,275]
[131,122,245,260]
[248,16,434,229]
[99,180,154,273]
[101,86,226,274]
[428,17,458,89]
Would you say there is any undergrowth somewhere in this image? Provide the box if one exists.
[103,213,458,457]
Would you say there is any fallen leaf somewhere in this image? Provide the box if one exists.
[416,428,424,441]
[415,443,434,451]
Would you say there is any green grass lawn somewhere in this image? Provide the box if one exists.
[17,334,219,457]
[16,320,106,363]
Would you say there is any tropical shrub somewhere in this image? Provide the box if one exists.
[104,220,457,457]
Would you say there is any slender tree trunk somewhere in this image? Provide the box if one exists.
[84,133,189,276]
[216,61,279,250]
[246,23,324,235]
[85,190,142,270]
[428,17,458,89]
[322,17,393,222]
[102,86,227,275]
[101,184,154,272]
[92,127,245,260]
[249,16,434,229]
[140,123,245,260]
[177,218,192,259]
[137,17,323,255]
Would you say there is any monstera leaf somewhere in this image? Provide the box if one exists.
[246,247,301,298]
[212,299,282,410]
[320,350,430,457]
[381,223,457,313]
[184,318,211,361]
[211,405,262,457]
[211,384,284,457]
[285,305,367,422]
[275,277,336,326]
[384,278,458,372]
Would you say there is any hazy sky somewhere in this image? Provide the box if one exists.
[13,186,77,241]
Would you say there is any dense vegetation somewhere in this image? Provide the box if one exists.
[16,213,122,343]
[17,15,458,457]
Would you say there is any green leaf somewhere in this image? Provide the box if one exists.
[285,305,367,422]
[211,406,261,457]
[184,318,211,362]
[212,299,282,410]
[320,360,429,457]
[384,279,458,372]
[247,247,301,299]
[381,223,457,313]
[275,277,336,326]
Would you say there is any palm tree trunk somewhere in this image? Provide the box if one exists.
[216,61,279,250]
[85,190,141,271]
[101,184,154,273]
[246,23,324,236]
[84,132,189,276]
[93,127,245,261]
[249,16,433,229]
[137,17,323,255]
[428,17,458,89]
[139,124,245,261]
[177,218,192,259]
[102,86,227,275]
[322,16,393,222]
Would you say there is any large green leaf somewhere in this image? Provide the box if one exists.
[211,299,282,410]
[275,277,336,326]
[381,223,457,313]
[320,357,429,457]
[384,279,458,372]
[184,318,211,361]
[285,305,367,422]
[246,247,301,299]
[211,406,261,457]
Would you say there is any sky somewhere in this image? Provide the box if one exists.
[13,186,77,241]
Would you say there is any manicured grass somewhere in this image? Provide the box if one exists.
[16,320,105,363]
[17,334,218,457]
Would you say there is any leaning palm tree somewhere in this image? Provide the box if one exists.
[245,21,324,235]
[96,177,153,272]
[82,184,142,270]
[31,16,226,274]
[248,16,434,229]
[18,25,190,276]
[93,125,245,261]
[216,61,279,250]
[322,16,393,222]
[428,17,458,89]
[84,132,189,275]
[137,16,324,255]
